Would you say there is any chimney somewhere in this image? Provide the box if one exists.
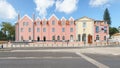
[32,13,35,21]
[18,13,20,21]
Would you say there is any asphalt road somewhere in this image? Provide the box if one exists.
[0,52,97,68]
[0,51,119,68]
[84,53,120,68]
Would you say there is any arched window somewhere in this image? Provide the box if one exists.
[43,36,46,41]
[57,36,60,41]
[78,34,81,41]
[29,36,31,40]
[37,36,40,41]
[104,36,106,41]
[70,35,73,42]
[52,36,55,41]
[62,36,65,41]
[82,34,86,42]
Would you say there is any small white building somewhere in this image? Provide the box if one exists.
[111,33,120,42]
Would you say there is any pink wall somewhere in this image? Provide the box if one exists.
[94,21,109,42]
[18,15,33,41]
[16,14,76,42]
[15,14,108,44]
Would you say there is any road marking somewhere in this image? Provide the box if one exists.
[112,53,120,56]
[76,52,109,68]
[0,57,80,59]
[7,57,17,59]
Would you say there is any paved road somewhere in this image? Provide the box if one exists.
[0,51,120,68]
[84,53,120,68]
[0,52,97,68]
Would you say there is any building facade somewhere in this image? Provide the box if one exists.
[15,14,76,42]
[15,14,109,44]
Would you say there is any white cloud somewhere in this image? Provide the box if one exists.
[34,0,55,18]
[0,0,17,19]
[55,0,78,14]
[89,0,110,7]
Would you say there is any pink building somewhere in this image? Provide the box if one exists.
[94,21,109,42]
[15,14,109,45]
[15,14,76,42]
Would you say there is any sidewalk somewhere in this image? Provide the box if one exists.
[10,47,120,55]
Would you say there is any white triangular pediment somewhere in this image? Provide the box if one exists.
[76,16,94,21]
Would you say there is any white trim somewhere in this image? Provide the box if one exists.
[61,17,66,21]
[20,14,33,22]
[36,17,41,21]
[69,17,74,20]
[48,14,59,20]
[42,17,47,21]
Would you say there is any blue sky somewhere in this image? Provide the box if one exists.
[0,0,120,27]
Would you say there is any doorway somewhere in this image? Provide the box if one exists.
[43,36,46,41]
[88,34,92,44]
[37,37,40,41]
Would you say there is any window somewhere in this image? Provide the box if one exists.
[23,22,25,26]
[83,22,86,28]
[57,36,60,40]
[70,21,73,25]
[37,36,40,41]
[43,21,46,25]
[70,28,73,32]
[104,36,106,41]
[104,26,107,33]
[96,35,99,40]
[52,36,55,41]
[21,28,23,32]
[43,28,46,32]
[52,28,55,32]
[62,21,65,25]
[29,36,31,40]
[29,28,31,32]
[70,35,73,42]
[52,20,55,25]
[62,36,65,40]
[26,22,28,26]
[37,22,39,25]
[37,28,40,32]
[21,36,23,40]
[96,21,99,24]
[43,36,46,41]
[23,22,28,26]
[96,26,99,33]
[62,28,65,32]
[82,34,86,42]
[78,34,81,41]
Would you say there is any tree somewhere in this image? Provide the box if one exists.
[0,30,7,40]
[0,22,15,41]
[103,8,111,25]
[109,27,119,37]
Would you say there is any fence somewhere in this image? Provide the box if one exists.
[1,41,119,48]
